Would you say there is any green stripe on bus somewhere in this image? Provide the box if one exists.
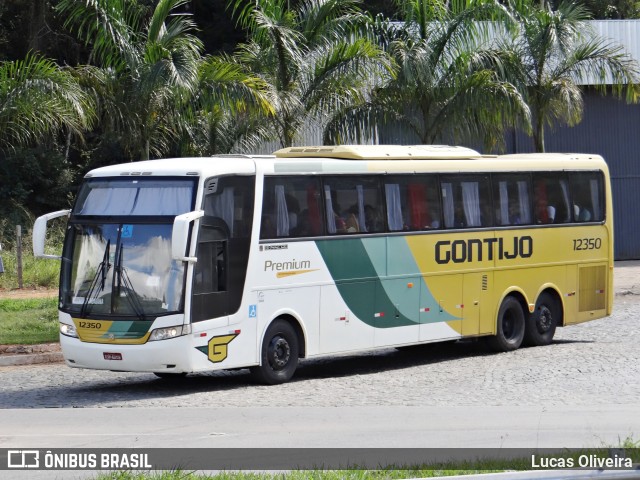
[104,320,153,339]
[316,237,458,328]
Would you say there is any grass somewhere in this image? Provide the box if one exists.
[0,247,61,291]
[0,297,59,344]
[93,470,504,480]
[0,221,64,291]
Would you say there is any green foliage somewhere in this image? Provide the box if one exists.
[0,53,95,151]
[326,0,530,149]
[571,0,640,19]
[0,146,76,226]
[0,222,64,290]
[0,297,58,345]
[58,0,204,161]
[232,0,393,148]
[181,53,277,155]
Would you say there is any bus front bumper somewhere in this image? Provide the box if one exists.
[59,334,193,373]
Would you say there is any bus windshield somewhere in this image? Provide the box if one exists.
[61,223,185,318]
[59,176,196,318]
[73,178,194,216]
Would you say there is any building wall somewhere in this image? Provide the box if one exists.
[506,89,640,260]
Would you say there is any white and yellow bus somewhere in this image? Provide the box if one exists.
[33,145,613,384]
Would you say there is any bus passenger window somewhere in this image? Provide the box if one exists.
[204,176,255,238]
[569,171,604,222]
[323,177,383,235]
[262,176,323,238]
[384,175,441,231]
[533,173,571,224]
[441,175,491,229]
[493,174,532,226]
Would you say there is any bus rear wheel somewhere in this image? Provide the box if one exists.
[251,320,299,385]
[524,292,559,347]
[486,296,525,352]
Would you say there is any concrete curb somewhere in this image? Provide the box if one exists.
[0,351,64,366]
[0,343,63,367]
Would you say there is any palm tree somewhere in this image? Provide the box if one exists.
[505,0,639,152]
[57,0,203,161]
[0,53,94,151]
[183,53,276,155]
[326,0,530,149]
[232,0,393,148]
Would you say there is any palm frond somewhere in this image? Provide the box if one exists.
[0,53,95,151]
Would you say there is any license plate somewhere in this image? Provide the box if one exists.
[103,352,122,360]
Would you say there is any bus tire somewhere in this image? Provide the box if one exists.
[524,292,559,347]
[486,296,525,352]
[251,319,299,385]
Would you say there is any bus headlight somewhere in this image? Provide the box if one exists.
[60,322,78,338]
[149,324,190,342]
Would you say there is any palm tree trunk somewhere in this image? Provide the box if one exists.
[64,131,72,162]
[534,117,545,153]
[283,117,294,148]
[28,0,47,53]
[142,139,150,161]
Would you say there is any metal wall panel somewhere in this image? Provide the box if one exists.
[611,176,640,259]
[506,89,640,259]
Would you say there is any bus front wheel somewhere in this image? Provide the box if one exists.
[486,296,525,352]
[251,320,299,385]
[524,292,559,347]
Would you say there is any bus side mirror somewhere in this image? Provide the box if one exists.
[172,210,204,262]
[33,210,71,259]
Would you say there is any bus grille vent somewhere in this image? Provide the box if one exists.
[579,265,606,312]
[482,275,488,291]
[205,178,218,194]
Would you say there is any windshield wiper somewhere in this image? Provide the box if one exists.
[80,240,111,317]
[115,245,146,321]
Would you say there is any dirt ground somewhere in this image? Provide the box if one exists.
[0,288,57,299]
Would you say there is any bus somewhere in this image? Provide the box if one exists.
[33,145,613,384]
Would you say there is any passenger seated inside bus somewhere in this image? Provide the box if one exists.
[547,206,556,223]
[578,208,592,222]
[509,203,522,225]
[345,205,360,233]
[365,204,383,232]
[453,205,466,228]
[261,215,276,238]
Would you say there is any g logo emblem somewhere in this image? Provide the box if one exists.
[207,334,238,363]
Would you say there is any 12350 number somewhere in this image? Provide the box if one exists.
[573,238,602,251]
[78,321,102,329]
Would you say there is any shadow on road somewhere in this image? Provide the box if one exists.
[4,338,588,408]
